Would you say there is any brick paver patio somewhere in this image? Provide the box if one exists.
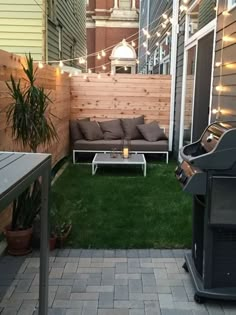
[0,249,236,315]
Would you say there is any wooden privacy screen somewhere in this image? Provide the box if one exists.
[0,50,70,166]
[71,74,171,134]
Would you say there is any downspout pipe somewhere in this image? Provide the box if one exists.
[168,0,179,152]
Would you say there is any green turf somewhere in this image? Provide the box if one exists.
[52,161,192,249]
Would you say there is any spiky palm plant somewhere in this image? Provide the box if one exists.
[6,54,58,230]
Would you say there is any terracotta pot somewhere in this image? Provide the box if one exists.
[5,226,33,256]
[50,236,57,251]
[56,224,72,248]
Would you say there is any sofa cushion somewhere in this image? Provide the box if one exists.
[121,115,144,140]
[99,119,124,140]
[137,121,168,142]
[78,120,104,141]
[69,118,90,141]
[73,139,168,152]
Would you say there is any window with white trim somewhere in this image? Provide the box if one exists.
[228,0,236,10]
[159,36,170,74]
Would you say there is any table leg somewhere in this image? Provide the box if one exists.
[143,163,146,177]
[39,168,50,315]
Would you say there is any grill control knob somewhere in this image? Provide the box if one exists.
[207,133,213,142]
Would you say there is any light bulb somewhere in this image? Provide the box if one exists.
[182,0,189,3]
[162,23,167,29]
[215,62,222,67]
[124,66,128,71]
[167,31,171,36]
[102,65,106,70]
[59,60,64,68]
[169,17,173,24]
[215,85,224,92]
[88,69,92,73]
[143,42,147,48]
[131,41,136,47]
[146,51,150,55]
[101,50,106,56]
[180,5,188,12]
[156,42,159,46]
[142,28,147,35]
[136,59,139,64]
[122,39,127,46]
[162,13,168,19]
[69,73,72,77]
[156,32,161,37]
[61,69,64,74]
[97,53,101,60]
[222,10,230,16]
[223,36,234,42]
[38,61,44,69]
[146,33,151,38]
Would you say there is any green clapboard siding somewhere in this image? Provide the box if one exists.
[47,0,86,70]
[0,0,43,60]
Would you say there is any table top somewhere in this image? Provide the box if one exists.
[93,153,146,165]
[0,152,51,210]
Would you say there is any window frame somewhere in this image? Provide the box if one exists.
[228,0,236,11]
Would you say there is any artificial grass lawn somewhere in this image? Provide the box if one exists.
[53,161,192,248]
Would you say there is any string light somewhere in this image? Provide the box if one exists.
[146,33,151,39]
[212,108,221,114]
[169,17,173,24]
[79,58,85,64]
[162,23,167,29]
[60,69,64,74]
[215,85,225,92]
[222,10,230,16]
[142,28,147,35]
[223,36,235,42]
[102,65,106,70]
[214,6,217,11]
[124,66,128,71]
[146,51,150,55]
[162,13,168,19]
[182,0,190,3]
[180,5,188,12]
[101,50,106,57]
[143,42,147,48]
[38,61,44,69]
[156,42,160,46]
[167,31,171,36]
[97,53,101,60]
[156,32,161,37]
[69,73,72,77]
[59,60,64,68]
[88,69,92,73]
[215,62,222,67]
[131,41,136,47]
[122,39,127,46]
[136,59,139,64]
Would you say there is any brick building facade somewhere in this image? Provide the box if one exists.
[86,0,139,73]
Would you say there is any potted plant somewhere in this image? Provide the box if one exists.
[4,54,58,255]
[51,192,81,248]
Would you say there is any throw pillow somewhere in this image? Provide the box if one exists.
[69,118,90,141]
[121,115,144,140]
[137,121,168,142]
[78,120,104,141]
[99,119,124,140]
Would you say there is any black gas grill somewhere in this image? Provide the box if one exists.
[176,121,236,303]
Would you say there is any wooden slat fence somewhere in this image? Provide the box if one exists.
[71,73,171,134]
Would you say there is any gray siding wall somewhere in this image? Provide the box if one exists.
[199,0,216,29]
[48,0,86,69]
[211,0,236,121]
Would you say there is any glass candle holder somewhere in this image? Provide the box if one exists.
[122,139,131,159]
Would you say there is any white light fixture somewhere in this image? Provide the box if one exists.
[38,61,44,69]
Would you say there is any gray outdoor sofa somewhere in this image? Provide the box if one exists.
[70,116,169,164]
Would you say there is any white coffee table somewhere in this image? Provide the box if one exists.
[92,153,146,177]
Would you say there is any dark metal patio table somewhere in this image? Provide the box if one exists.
[0,152,51,315]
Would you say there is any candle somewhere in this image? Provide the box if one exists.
[123,148,129,159]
